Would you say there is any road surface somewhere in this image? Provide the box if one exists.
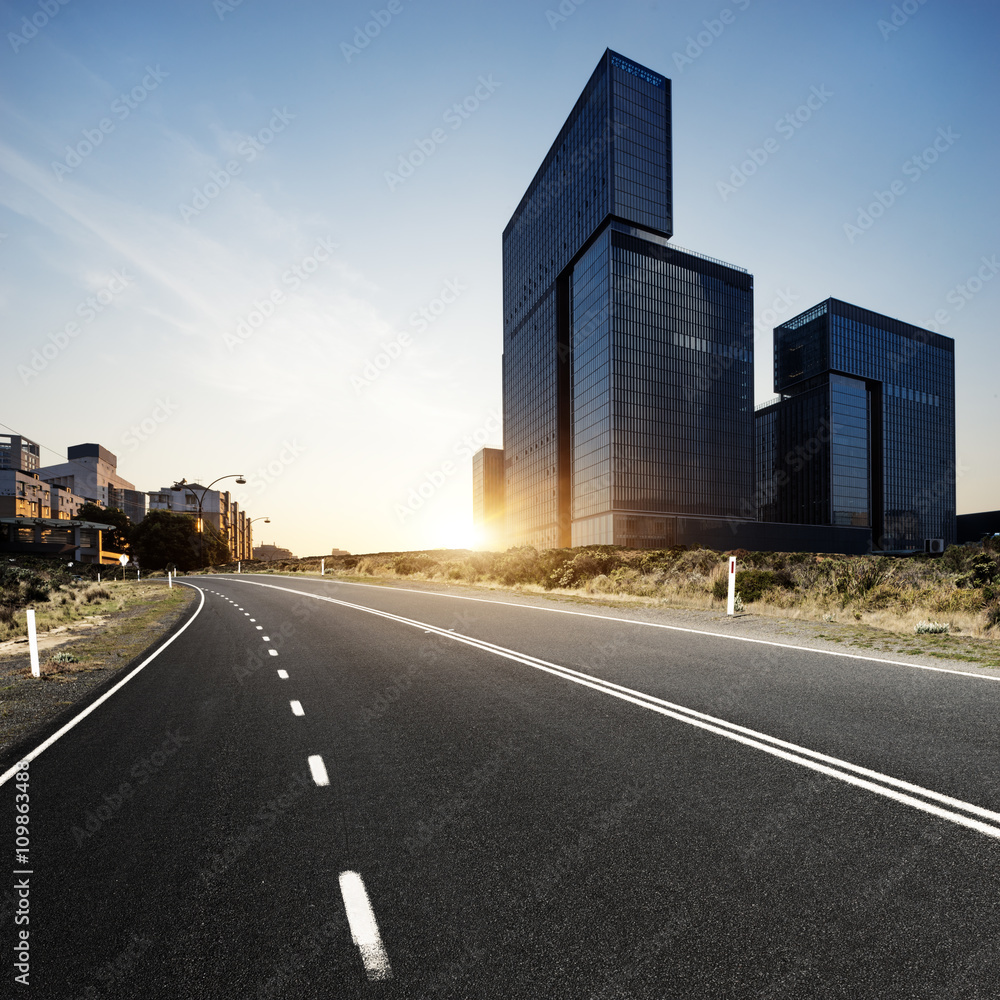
[3,574,999,998]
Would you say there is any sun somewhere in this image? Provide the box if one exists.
[433,519,482,551]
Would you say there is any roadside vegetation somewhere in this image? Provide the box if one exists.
[0,559,183,642]
[237,539,1000,640]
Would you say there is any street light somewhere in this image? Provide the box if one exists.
[170,474,246,567]
[247,517,270,562]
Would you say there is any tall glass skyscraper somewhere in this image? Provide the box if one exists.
[502,50,754,549]
[756,298,956,550]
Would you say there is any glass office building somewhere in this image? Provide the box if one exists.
[502,49,753,549]
[757,298,956,550]
[472,447,505,549]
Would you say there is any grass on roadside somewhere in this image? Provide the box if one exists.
[0,582,195,757]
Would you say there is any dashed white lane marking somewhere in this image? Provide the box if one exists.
[256,625,263,630]
[308,754,329,786]
[262,636,270,641]
[250,619,257,622]
[269,649,279,657]
[277,669,289,679]
[244,613,250,616]
[339,871,392,981]
[290,700,304,716]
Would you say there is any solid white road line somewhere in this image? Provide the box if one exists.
[339,871,392,981]
[308,754,329,786]
[299,577,1000,684]
[0,583,206,788]
[290,701,304,716]
[277,669,289,679]
[222,578,1000,841]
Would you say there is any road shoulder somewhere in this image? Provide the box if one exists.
[0,583,197,769]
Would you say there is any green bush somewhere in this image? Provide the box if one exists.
[392,554,436,576]
[984,601,1000,631]
[712,568,794,603]
[955,553,1000,589]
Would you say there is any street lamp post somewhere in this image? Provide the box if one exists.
[171,474,246,568]
[247,516,270,564]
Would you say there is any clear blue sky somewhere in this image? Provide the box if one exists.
[2,0,997,556]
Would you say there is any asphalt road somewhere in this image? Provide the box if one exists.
[3,574,1000,998]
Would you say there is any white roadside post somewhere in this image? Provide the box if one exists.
[321,559,325,576]
[237,561,241,575]
[168,570,172,589]
[26,609,40,678]
[727,555,737,616]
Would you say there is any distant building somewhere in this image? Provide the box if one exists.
[37,443,147,523]
[0,433,40,474]
[253,543,296,561]
[148,484,252,561]
[330,548,351,556]
[0,469,85,521]
[0,468,123,563]
[472,447,505,549]
[957,511,1000,545]
[756,298,956,551]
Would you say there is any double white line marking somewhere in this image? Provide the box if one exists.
[229,579,1000,841]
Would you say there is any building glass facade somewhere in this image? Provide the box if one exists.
[472,447,505,549]
[0,434,40,473]
[759,298,955,549]
[502,49,754,550]
[502,50,672,549]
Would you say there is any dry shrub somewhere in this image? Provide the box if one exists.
[81,584,111,604]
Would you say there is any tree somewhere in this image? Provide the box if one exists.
[130,510,231,571]
[76,503,131,554]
